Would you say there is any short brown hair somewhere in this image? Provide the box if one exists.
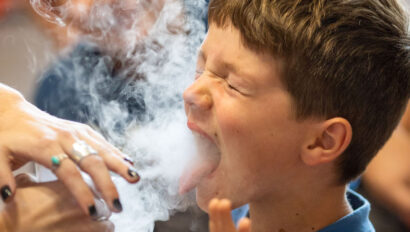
[208,0,410,183]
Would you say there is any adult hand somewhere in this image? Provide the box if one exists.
[362,124,410,228]
[208,198,251,232]
[0,174,114,232]
[0,84,139,217]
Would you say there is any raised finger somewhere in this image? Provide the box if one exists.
[209,220,216,232]
[208,198,219,227]
[218,199,235,231]
[238,218,251,232]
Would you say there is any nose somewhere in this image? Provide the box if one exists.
[183,78,213,111]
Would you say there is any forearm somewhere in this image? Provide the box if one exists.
[0,84,25,109]
[0,84,26,130]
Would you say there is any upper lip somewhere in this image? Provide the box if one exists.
[187,121,215,143]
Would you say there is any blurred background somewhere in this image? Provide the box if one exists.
[0,0,55,102]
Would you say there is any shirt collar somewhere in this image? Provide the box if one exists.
[318,189,375,232]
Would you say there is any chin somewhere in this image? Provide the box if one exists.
[196,196,209,212]
[195,186,217,212]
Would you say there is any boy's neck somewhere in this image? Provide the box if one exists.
[248,184,352,232]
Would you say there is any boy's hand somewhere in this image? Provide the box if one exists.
[208,198,251,232]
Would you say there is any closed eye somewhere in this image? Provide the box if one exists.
[227,83,239,92]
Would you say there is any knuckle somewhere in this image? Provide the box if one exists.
[36,136,57,150]
[81,155,105,170]
[58,128,76,140]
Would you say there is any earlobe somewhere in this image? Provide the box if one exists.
[301,118,352,166]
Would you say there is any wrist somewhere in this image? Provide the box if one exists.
[0,84,25,116]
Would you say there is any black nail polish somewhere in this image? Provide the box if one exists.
[128,168,140,181]
[88,205,97,218]
[1,185,12,201]
[113,199,123,211]
[123,156,135,165]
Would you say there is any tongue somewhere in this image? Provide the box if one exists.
[178,156,217,195]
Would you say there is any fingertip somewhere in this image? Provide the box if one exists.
[126,167,141,183]
[238,218,251,232]
[219,198,232,211]
[209,198,219,211]
[0,177,16,203]
[0,150,16,202]
[88,204,98,219]
[0,184,14,203]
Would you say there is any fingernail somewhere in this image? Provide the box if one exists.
[128,168,140,181]
[123,156,135,165]
[113,198,123,211]
[1,185,12,201]
[88,205,97,218]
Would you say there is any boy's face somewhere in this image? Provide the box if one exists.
[183,23,313,211]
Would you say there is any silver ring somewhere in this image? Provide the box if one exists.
[71,141,98,164]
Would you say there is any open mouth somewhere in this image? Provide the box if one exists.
[178,125,221,195]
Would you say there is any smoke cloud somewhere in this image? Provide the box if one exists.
[30,0,208,231]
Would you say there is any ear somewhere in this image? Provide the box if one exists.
[301,118,352,166]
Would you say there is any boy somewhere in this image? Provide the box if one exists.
[180,0,410,231]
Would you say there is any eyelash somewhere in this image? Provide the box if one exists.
[195,69,241,93]
[227,83,239,92]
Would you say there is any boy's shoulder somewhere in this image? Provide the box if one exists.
[319,190,375,232]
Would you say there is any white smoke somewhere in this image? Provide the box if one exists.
[29,0,207,231]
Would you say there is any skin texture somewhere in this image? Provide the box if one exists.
[0,84,139,216]
[362,104,410,228]
[0,174,114,232]
[184,23,353,232]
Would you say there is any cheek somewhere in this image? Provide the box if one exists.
[216,110,267,178]
[216,103,300,177]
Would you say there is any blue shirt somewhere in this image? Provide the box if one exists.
[319,190,375,232]
[232,190,375,232]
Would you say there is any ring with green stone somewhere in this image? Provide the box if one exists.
[51,154,69,169]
